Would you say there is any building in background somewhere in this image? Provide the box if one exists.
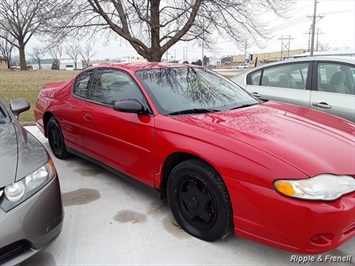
[233,49,307,64]
[30,58,55,70]
[59,59,83,70]
[0,57,8,70]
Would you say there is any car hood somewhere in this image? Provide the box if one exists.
[0,122,48,187]
[173,102,355,176]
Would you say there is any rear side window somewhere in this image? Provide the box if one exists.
[73,70,93,99]
[317,63,355,95]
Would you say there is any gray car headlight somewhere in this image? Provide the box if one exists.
[274,174,355,201]
[1,159,56,211]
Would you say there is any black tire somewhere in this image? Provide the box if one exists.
[47,116,70,159]
[167,159,233,241]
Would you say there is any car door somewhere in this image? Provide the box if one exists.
[59,69,93,152]
[310,61,355,122]
[80,68,155,186]
[245,62,312,108]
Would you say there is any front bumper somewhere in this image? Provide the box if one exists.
[0,173,64,265]
[225,178,355,254]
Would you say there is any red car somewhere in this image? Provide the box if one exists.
[34,63,355,254]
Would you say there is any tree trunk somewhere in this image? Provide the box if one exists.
[6,50,12,69]
[149,0,162,62]
[18,41,27,70]
[145,48,163,62]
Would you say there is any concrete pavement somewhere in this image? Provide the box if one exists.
[21,126,354,266]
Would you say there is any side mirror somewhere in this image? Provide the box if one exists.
[113,99,144,114]
[9,99,30,120]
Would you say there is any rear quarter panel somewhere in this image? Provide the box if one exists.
[310,91,355,122]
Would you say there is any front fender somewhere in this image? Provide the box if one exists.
[153,115,308,191]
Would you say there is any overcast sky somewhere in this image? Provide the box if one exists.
[29,0,355,61]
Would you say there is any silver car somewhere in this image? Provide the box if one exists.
[231,56,355,122]
[0,98,63,265]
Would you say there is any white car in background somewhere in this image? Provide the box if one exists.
[231,56,355,122]
[235,63,249,69]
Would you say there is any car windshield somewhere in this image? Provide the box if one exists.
[136,67,259,115]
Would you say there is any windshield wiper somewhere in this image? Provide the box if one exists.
[168,108,220,116]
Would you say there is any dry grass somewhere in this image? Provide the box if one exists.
[0,69,79,125]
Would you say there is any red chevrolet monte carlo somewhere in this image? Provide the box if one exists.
[34,63,355,254]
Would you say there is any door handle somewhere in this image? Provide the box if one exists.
[251,92,261,98]
[83,113,93,121]
[312,102,332,109]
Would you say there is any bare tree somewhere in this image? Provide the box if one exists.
[317,42,331,52]
[81,43,97,68]
[28,46,47,69]
[65,42,82,69]
[48,45,64,69]
[0,29,15,69]
[47,0,295,62]
[0,0,74,70]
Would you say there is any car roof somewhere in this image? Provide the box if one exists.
[87,62,199,72]
[257,56,355,68]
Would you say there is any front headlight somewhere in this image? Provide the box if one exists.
[1,158,56,211]
[274,174,355,201]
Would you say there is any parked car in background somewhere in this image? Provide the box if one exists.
[235,63,249,69]
[0,98,63,265]
[231,56,355,122]
[35,63,354,254]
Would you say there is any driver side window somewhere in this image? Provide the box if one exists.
[89,69,145,106]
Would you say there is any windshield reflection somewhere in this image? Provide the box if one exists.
[136,67,258,115]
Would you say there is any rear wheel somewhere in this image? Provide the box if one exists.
[167,159,233,241]
[47,116,70,159]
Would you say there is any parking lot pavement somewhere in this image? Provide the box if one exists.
[21,126,354,266]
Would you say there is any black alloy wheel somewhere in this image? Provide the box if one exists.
[167,159,233,241]
[47,116,70,159]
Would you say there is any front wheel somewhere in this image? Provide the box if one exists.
[47,116,70,159]
[167,159,233,241]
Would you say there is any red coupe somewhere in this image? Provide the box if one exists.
[34,63,355,254]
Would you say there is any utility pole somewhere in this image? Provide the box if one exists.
[201,19,205,66]
[308,0,323,56]
[316,28,323,51]
[310,0,317,56]
[279,35,293,60]
[244,39,248,62]
[202,42,204,66]
[306,26,312,51]
[165,50,169,62]
[183,46,188,61]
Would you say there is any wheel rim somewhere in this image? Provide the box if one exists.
[49,122,63,153]
[177,175,217,230]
